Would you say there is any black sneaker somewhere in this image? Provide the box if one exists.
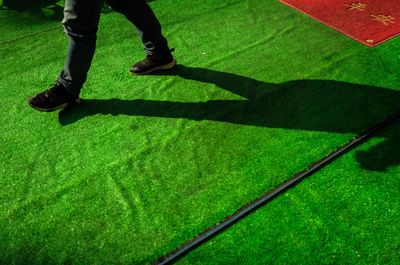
[130,49,176,75]
[28,82,80,112]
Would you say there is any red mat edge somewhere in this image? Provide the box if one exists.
[279,0,400,47]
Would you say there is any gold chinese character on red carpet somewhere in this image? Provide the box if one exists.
[371,15,395,26]
[346,2,367,11]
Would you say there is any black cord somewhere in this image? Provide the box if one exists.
[156,110,400,265]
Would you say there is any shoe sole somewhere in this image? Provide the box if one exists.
[28,98,81,112]
[130,59,177,75]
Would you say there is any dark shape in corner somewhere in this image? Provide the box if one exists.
[2,0,60,11]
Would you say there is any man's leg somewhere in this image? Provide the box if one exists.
[58,0,104,96]
[106,0,176,74]
[28,0,104,111]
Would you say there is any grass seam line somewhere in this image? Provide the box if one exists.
[155,110,400,265]
[0,26,59,46]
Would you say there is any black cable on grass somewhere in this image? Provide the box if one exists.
[156,110,400,265]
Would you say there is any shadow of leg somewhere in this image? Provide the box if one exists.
[356,135,400,172]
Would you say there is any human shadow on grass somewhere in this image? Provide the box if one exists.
[59,65,400,171]
[355,124,400,172]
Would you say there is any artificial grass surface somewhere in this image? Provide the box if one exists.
[178,120,400,265]
[0,0,64,43]
[0,0,399,264]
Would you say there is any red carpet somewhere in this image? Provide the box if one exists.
[279,0,400,46]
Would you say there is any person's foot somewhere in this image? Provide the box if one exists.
[130,50,176,75]
[27,82,80,112]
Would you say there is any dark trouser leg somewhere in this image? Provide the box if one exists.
[57,0,104,96]
[106,0,170,59]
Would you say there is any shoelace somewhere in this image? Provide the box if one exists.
[143,48,175,66]
[43,83,62,98]
[144,55,154,66]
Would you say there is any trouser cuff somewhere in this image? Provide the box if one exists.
[57,71,82,97]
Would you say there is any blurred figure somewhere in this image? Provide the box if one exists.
[2,0,59,11]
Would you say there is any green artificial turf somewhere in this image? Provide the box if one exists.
[178,121,400,265]
[0,0,399,264]
[0,0,64,43]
